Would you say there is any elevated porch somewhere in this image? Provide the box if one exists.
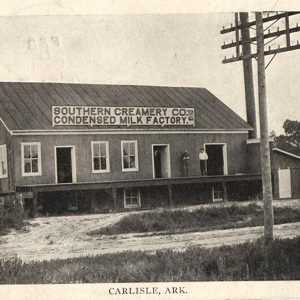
[16,173,262,212]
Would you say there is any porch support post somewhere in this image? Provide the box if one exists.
[222,181,228,202]
[168,184,173,207]
[32,189,38,217]
[112,187,117,212]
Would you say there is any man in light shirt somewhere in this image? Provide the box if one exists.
[199,148,208,175]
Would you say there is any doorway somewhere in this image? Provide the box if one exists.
[55,146,76,183]
[204,144,228,176]
[152,145,171,178]
[278,168,292,198]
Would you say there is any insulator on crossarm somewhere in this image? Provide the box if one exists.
[269,46,271,50]
[223,26,225,30]
[278,45,280,48]
[277,27,279,31]
[231,23,233,27]
[224,56,226,60]
[268,29,270,34]
[297,41,299,45]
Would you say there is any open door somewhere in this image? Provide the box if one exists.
[56,147,76,183]
[205,144,227,176]
[152,145,171,178]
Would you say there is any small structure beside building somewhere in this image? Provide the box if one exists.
[0,82,264,214]
[271,148,300,199]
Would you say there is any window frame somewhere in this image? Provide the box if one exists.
[91,141,110,173]
[123,189,141,209]
[68,198,78,211]
[121,140,139,172]
[0,144,8,179]
[21,142,42,177]
[212,184,224,203]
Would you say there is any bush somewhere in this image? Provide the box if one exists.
[0,203,26,235]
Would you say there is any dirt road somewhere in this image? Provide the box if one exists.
[1,200,300,262]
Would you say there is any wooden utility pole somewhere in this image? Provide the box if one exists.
[221,11,300,245]
[255,12,274,244]
[240,12,257,139]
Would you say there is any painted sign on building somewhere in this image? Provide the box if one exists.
[52,106,195,127]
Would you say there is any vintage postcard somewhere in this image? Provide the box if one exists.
[0,1,300,299]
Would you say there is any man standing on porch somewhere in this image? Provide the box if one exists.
[199,148,208,176]
[181,149,191,177]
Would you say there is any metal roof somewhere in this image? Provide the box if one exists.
[273,148,300,160]
[0,82,252,132]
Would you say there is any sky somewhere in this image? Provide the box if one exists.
[0,11,299,134]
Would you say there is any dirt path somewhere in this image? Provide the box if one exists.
[1,200,300,262]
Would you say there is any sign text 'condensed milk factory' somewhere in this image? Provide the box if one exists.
[52,106,195,126]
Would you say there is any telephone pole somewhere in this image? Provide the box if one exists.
[240,12,257,139]
[256,12,274,243]
[221,11,300,245]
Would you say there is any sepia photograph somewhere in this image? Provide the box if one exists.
[0,1,300,299]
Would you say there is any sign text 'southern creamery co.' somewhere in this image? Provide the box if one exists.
[52,106,195,126]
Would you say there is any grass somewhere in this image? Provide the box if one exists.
[0,205,27,236]
[1,236,300,283]
[90,203,300,236]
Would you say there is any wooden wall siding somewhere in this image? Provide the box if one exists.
[272,168,300,199]
[271,152,300,199]
[0,121,13,193]
[272,171,280,199]
[13,132,249,186]
[291,169,300,198]
[247,143,262,173]
[271,152,300,170]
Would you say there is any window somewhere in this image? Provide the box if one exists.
[91,141,109,173]
[124,189,141,208]
[121,141,138,171]
[68,198,78,211]
[0,145,7,178]
[212,183,223,202]
[21,142,42,176]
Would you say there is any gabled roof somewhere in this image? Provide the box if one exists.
[0,82,252,132]
[273,148,300,160]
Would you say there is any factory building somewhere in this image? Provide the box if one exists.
[0,82,262,213]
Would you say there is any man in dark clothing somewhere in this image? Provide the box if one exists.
[181,149,191,177]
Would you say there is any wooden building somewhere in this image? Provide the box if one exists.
[0,82,262,213]
[271,148,300,199]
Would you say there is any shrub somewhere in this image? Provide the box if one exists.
[0,201,26,235]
